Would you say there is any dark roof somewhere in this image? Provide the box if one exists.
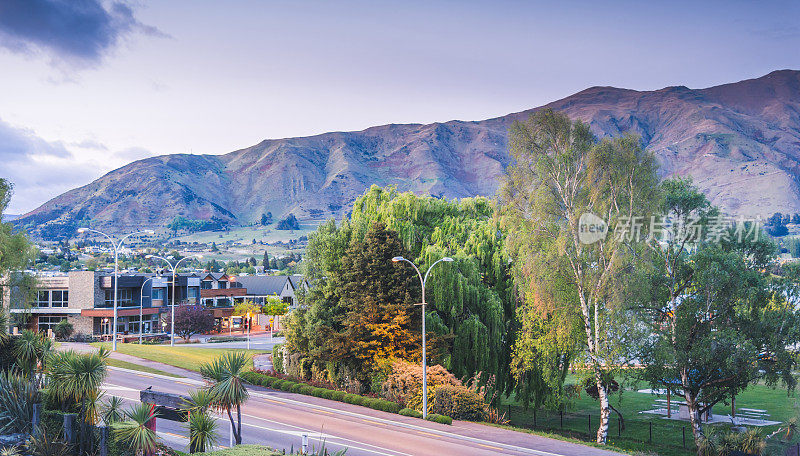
[236,276,291,296]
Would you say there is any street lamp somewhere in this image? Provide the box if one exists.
[77,227,155,351]
[146,254,202,346]
[392,255,453,419]
[138,276,158,344]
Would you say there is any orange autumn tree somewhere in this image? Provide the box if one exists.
[333,222,422,380]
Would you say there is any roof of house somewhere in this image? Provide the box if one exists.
[236,275,292,296]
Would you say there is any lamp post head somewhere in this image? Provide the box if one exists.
[144,230,155,235]
[442,257,454,262]
[77,228,88,234]
[145,255,154,259]
[391,256,404,262]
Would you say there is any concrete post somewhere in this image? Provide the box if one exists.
[301,434,308,453]
[99,425,109,456]
[64,413,76,444]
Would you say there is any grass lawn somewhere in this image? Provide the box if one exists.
[498,376,799,456]
[91,343,269,372]
[106,357,185,378]
[175,444,284,456]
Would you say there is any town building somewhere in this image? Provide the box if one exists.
[2,270,200,339]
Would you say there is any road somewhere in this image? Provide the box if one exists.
[103,365,623,456]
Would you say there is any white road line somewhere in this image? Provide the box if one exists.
[107,367,609,456]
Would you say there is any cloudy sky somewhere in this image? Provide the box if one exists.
[1,0,799,214]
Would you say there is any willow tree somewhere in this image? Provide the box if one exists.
[497,109,658,444]
[288,186,514,394]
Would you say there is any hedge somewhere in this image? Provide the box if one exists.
[426,414,453,425]
[399,408,423,418]
[241,371,403,417]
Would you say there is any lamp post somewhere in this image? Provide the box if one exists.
[391,255,453,419]
[146,254,201,346]
[247,312,251,350]
[138,276,158,344]
[77,228,154,351]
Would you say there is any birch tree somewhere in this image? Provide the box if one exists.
[498,109,658,443]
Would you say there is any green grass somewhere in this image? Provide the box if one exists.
[175,444,283,456]
[105,357,184,378]
[497,377,799,456]
[91,343,269,372]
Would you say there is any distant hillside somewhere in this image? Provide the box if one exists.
[3,214,19,221]
[17,70,800,238]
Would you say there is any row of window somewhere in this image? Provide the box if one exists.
[36,290,69,308]
[38,315,67,332]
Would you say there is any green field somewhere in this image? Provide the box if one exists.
[106,357,184,378]
[91,343,269,372]
[499,377,799,456]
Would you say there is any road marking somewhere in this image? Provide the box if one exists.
[478,443,505,451]
[415,431,439,438]
[364,419,387,426]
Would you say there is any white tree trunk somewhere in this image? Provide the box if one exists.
[594,371,611,443]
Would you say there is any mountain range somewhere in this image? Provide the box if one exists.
[16,70,800,238]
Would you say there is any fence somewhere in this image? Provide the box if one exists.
[506,405,697,452]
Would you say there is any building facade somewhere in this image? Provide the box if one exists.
[2,271,201,338]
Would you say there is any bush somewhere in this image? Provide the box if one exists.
[272,344,284,373]
[342,394,359,405]
[290,383,304,394]
[376,400,402,413]
[399,408,423,418]
[331,391,347,402]
[274,380,290,391]
[240,371,261,384]
[53,320,74,340]
[321,389,335,400]
[433,384,486,421]
[299,385,315,395]
[311,388,326,398]
[381,359,461,405]
[426,414,452,425]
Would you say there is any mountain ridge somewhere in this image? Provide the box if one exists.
[17,69,800,237]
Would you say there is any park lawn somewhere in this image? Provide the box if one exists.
[91,343,269,372]
[498,378,798,456]
[105,358,184,378]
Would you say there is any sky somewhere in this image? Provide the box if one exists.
[1,0,799,214]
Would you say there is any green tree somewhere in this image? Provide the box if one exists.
[629,179,800,449]
[261,251,270,270]
[497,109,659,443]
[337,222,421,379]
[199,352,250,445]
[287,186,513,393]
[0,179,36,328]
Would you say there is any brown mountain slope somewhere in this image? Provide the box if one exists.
[18,70,800,236]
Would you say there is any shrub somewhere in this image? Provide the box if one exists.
[377,400,402,413]
[311,388,326,398]
[381,359,461,405]
[260,376,276,387]
[343,394,359,405]
[433,384,486,421]
[321,389,335,400]
[272,344,284,373]
[240,371,260,384]
[299,385,315,395]
[290,383,304,394]
[276,380,292,391]
[331,391,347,402]
[426,414,452,425]
[53,320,74,340]
[399,408,423,418]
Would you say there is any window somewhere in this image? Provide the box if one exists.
[201,280,212,290]
[188,288,199,301]
[104,289,134,307]
[152,288,165,301]
[37,291,50,307]
[51,290,68,307]
[38,316,66,332]
[218,281,227,289]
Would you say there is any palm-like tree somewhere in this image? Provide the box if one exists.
[47,348,109,454]
[117,403,159,456]
[199,352,250,445]
[183,389,219,453]
[13,330,51,381]
[102,396,125,425]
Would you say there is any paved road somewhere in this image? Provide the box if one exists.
[102,365,624,456]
